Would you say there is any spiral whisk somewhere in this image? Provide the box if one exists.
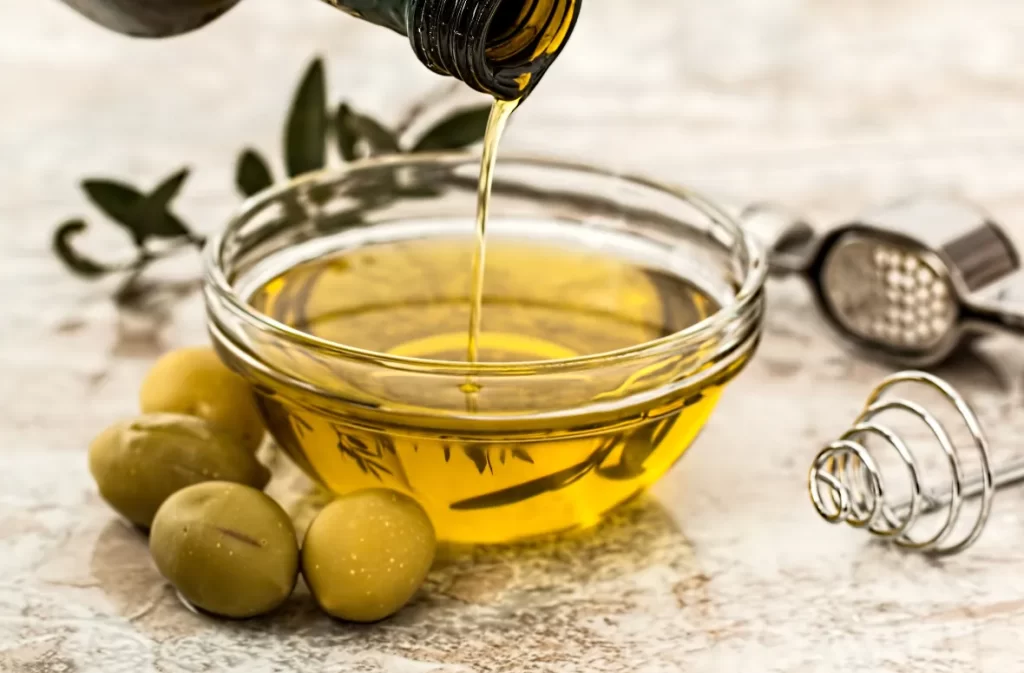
[808,371,1024,555]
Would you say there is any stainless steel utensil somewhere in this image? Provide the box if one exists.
[807,370,1024,556]
[741,195,1024,367]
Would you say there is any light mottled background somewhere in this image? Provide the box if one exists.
[5,0,1024,671]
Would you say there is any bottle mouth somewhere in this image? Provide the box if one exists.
[410,0,580,99]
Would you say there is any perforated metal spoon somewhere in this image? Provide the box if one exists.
[740,195,1024,367]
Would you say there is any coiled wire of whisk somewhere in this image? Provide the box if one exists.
[807,371,1020,556]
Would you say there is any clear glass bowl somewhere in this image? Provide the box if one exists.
[203,154,766,544]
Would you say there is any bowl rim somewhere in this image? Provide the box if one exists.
[203,151,767,377]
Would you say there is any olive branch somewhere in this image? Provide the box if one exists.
[52,56,492,310]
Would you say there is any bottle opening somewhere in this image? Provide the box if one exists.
[484,0,575,68]
[409,0,580,100]
[485,0,534,56]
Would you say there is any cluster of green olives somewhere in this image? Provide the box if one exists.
[88,346,437,622]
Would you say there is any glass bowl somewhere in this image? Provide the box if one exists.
[203,153,766,544]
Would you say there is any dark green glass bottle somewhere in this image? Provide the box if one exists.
[59,0,580,99]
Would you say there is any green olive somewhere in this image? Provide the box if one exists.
[150,482,299,619]
[302,489,436,623]
[88,413,271,528]
[139,346,265,453]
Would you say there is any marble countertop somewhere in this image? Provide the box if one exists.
[5,0,1024,670]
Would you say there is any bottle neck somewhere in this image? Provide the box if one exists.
[407,0,580,100]
[319,0,409,35]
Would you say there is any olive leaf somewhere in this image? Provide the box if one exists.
[81,179,149,246]
[336,103,400,157]
[351,113,400,154]
[140,208,194,243]
[498,447,534,465]
[511,448,534,464]
[236,149,275,197]
[52,219,113,278]
[596,421,669,481]
[50,54,499,312]
[412,104,492,152]
[148,168,189,209]
[334,427,393,480]
[334,103,359,161]
[597,396,703,481]
[82,172,196,245]
[285,58,328,177]
[140,169,198,242]
[463,445,491,474]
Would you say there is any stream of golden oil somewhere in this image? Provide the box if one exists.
[467,97,521,365]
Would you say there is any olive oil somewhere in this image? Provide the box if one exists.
[468,97,520,364]
[247,235,739,543]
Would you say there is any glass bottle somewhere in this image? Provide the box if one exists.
[58,0,580,99]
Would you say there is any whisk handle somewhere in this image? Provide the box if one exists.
[891,459,1024,519]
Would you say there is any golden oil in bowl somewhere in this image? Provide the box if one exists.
[205,156,765,544]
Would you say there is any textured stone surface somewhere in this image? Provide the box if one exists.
[5,0,1024,671]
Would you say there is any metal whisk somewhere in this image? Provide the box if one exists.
[808,370,1024,555]
[742,195,1024,367]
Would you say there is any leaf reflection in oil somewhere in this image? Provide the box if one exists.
[449,435,621,511]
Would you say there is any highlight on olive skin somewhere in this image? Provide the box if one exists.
[87,413,270,529]
[301,489,437,623]
[149,482,300,619]
[84,341,439,624]
[139,346,266,454]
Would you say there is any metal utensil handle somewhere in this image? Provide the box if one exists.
[892,459,1024,519]
[966,270,1024,336]
[735,202,817,276]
